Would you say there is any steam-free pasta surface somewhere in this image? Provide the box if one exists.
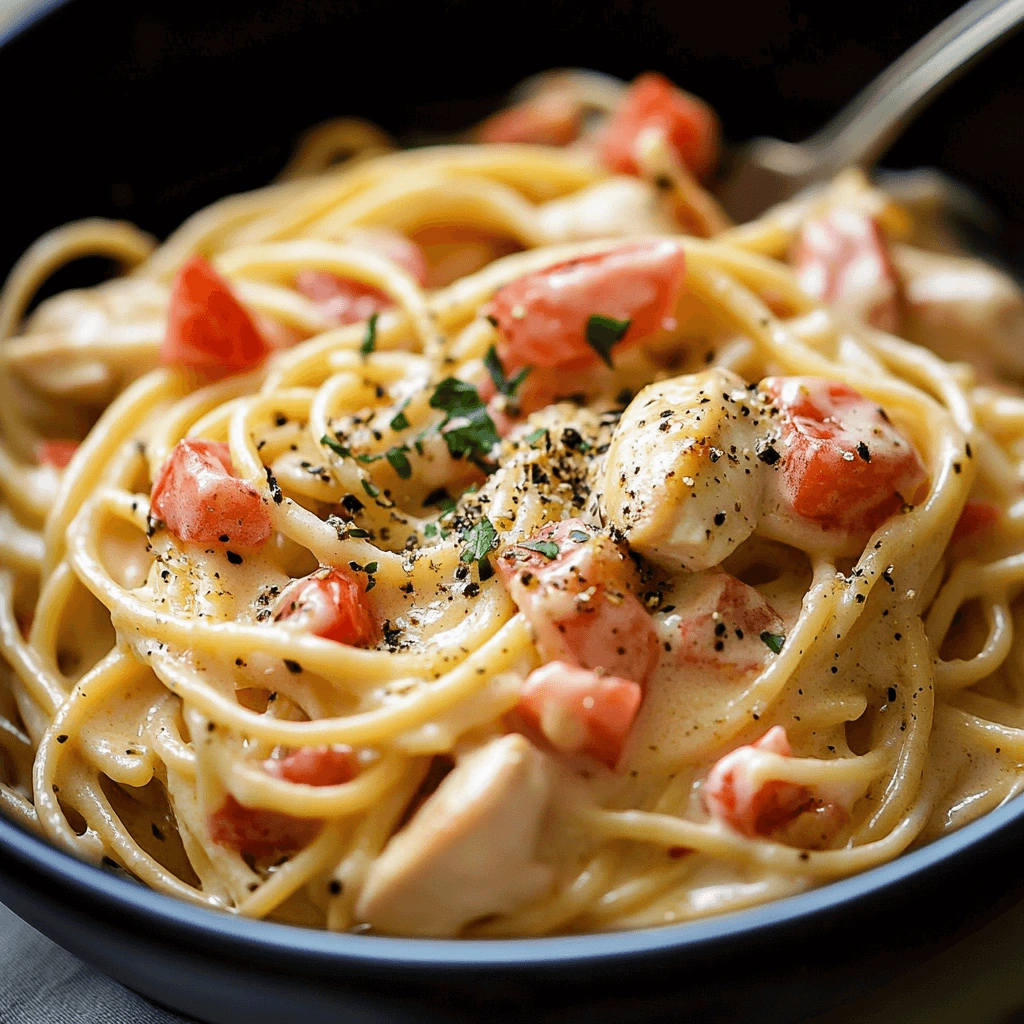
[3,69,1024,937]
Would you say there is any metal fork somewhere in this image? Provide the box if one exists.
[715,0,1024,223]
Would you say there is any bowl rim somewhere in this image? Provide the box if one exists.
[2,0,1022,980]
[2,791,1024,971]
[0,0,70,49]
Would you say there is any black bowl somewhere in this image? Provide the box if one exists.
[3,795,1024,1024]
[5,2,1024,1021]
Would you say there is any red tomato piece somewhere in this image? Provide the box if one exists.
[497,518,661,685]
[676,571,784,675]
[477,94,581,146]
[295,228,427,327]
[793,210,898,332]
[274,567,378,648]
[150,439,272,548]
[951,499,1000,547]
[487,240,686,374]
[517,661,642,768]
[704,727,814,838]
[37,439,79,469]
[599,72,720,180]
[208,746,356,859]
[763,376,928,537]
[208,797,320,860]
[161,256,271,379]
[263,744,358,786]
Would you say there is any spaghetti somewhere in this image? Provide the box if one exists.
[2,70,1024,937]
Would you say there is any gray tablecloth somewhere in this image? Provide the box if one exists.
[0,903,188,1024]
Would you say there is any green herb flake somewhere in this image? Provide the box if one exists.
[568,530,589,543]
[361,478,380,498]
[521,539,559,560]
[585,313,632,367]
[523,427,547,449]
[355,452,383,464]
[364,561,378,574]
[442,413,500,463]
[424,523,438,538]
[429,377,485,418]
[321,435,352,459]
[484,345,530,398]
[390,402,410,432]
[760,631,785,655]
[385,446,412,479]
[461,518,497,565]
[427,377,500,466]
[360,312,379,356]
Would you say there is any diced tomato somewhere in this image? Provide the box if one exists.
[37,439,79,469]
[951,499,999,547]
[150,438,272,548]
[792,210,898,332]
[762,376,928,537]
[704,727,814,838]
[208,745,356,859]
[486,240,686,374]
[599,72,720,180]
[497,518,660,685]
[161,256,271,379]
[517,661,641,768]
[263,744,358,786]
[477,94,581,147]
[208,797,320,860]
[676,571,784,675]
[295,228,428,327]
[274,567,378,647]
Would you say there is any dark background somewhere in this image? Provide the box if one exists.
[2,0,1022,292]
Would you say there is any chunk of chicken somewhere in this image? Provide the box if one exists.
[537,177,679,244]
[891,243,1024,380]
[355,734,553,937]
[602,368,767,571]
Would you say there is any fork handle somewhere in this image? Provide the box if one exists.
[808,0,1024,174]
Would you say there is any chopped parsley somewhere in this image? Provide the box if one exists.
[361,478,380,498]
[585,314,631,367]
[429,377,486,418]
[461,517,497,577]
[428,377,499,466]
[355,452,383,463]
[360,312,378,356]
[523,427,548,448]
[760,631,785,655]
[321,435,352,459]
[385,445,412,479]
[484,345,530,397]
[521,539,559,560]
[390,402,410,431]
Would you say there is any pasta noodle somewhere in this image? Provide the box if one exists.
[2,69,1024,938]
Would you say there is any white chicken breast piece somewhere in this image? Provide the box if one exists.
[355,734,553,937]
[601,368,768,571]
[537,177,679,243]
[892,243,1024,380]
